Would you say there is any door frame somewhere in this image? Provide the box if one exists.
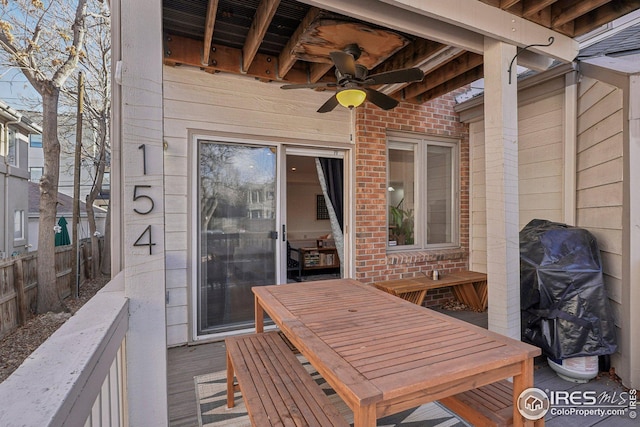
[190,133,353,342]
[280,147,347,284]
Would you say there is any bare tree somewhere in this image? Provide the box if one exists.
[0,0,89,313]
[63,3,110,278]
[200,144,243,231]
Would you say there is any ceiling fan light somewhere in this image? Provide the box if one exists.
[336,89,366,109]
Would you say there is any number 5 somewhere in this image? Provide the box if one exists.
[133,185,154,215]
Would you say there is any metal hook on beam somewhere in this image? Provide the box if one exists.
[508,36,555,84]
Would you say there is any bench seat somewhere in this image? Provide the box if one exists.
[374,270,488,309]
[226,330,348,427]
[439,379,513,427]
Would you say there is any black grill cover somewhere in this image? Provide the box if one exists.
[520,219,617,359]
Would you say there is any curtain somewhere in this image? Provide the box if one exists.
[315,158,344,267]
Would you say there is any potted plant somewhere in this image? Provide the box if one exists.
[389,205,414,245]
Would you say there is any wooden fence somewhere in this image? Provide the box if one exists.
[0,238,103,340]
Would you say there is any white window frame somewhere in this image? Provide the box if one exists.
[14,210,25,241]
[30,167,44,182]
[387,133,459,251]
[7,128,18,166]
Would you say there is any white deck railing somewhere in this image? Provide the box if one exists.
[0,272,129,427]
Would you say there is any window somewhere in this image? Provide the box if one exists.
[14,210,24,241]
[387,135,458,250]
[30,134,43,148]
[7,128,17,166]
[30,167,43,182]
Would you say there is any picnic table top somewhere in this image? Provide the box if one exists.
[253,279,539,426]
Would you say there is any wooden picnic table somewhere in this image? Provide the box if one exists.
[374,270,488,310]
[253,279,542,427]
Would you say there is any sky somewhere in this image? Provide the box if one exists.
[0,67,41,111]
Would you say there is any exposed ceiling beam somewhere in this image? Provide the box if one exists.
[403,51,483,99]
[522,0,557,18]
[379,0,578,61]
[500,0,522,9]
[309,62,334,83]
[551,0,610,28]
[202,0,220,66]
[379,45,464,94]
[242,0,281,73]
[572,1,640,37]
[411,65,484,104]
[277,7,323,79]
[164,34,315,83]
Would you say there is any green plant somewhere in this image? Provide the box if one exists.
[389,205,414,245]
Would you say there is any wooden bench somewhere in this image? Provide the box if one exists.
[373,270,488,310]
[226,330,349,427]
[439,380,514,426]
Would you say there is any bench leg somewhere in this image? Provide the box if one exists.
[513,358,539,427]
[226,350,235,408]
[353,404,376,427]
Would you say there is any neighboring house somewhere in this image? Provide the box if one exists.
[27,111,110,208]
[0,99,41,259]
[26,182,107,251]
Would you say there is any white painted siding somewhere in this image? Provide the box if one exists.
[162,65,351,346]
[469,122,486,272]
[575,76,624,369]
[469,91,564,273]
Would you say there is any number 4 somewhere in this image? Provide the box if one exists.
[134,225,156,255]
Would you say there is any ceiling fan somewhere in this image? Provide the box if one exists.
[280,44,424,113]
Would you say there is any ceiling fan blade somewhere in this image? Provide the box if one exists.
[330,51,356,76]
[364,88,399,110]
[365,67,424,85]
[281,82,336,90]
[317,94,339,113]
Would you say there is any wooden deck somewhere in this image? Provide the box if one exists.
[168,310,635,427]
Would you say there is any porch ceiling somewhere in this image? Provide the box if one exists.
[162,0,640,106]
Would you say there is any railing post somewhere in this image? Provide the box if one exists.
[14,258,27,325]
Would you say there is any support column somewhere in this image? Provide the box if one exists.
[627,74,640,388]
[114,0,168,424]
[483,38,520,339]
[563,71,578,225]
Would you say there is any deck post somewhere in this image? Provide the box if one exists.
[483,38,521,339]
[111,0,168,424]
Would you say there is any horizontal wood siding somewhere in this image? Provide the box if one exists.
[517,93,564,226]
[469,122,486,273]
[470,89,564,273]
[162,65,350,346]
[575,76,624,368]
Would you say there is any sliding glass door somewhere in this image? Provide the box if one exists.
[197,141,277,335]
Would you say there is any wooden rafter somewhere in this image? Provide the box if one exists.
[403,52,483,99]
[277,7,322,79]
[202,0,219,66]
[572,1,640,37]
[242,0,280,73]
[164,33,331,84]
[522,0,558,18]
[551,0,610,28]
[410,65,484,104]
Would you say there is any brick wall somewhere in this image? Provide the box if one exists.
[353,91,470,307]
